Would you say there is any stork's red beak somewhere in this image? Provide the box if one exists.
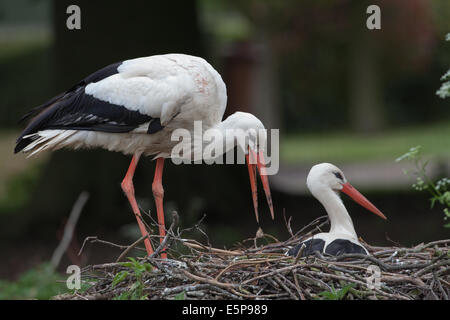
[246,148,275,223]
[341,182,387,220]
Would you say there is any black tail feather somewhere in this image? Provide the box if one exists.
[14,136,35,154]
[14,60,166,155]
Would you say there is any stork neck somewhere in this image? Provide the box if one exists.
[214,118,245,154]
[315,188,357,238]
[210,122,235,154]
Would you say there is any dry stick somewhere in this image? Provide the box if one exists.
[240,264,303,286]
[85,212,179,262]
[78,236,140,256]
[215,257,291,281]
[283,208,294,238]
[371,242,449,258]
[210,287,241,299]
[291,270,306,300]
[381,274,426,288]
[328,264,359,275]
[183,241,244,256]
[164,282,238,299]
[178,213,211,246]
[266,277,281,292]
[263,233,281,243]
[428,277,439,300]
[422,239,450,249]
[77,237,93,256]
[294,273,331,290]
[275,274,300,300]
[51,191,89,269]
[161,283,211,296]
[84,262,125,271]
[324,261,371,271]
[229,287,288,299]
[438,278,450,288]
[414,259,450,277]
[181,269,237,289]
[294,244,306,264]
[183,256,199,274]
[115,234,148,263]
[433,271,449,300]
[149,214,177,259]
[335,253,441,272]
[304,269,411,300]
[436,266,450,277]
[138,206,158,233]
[293,215,329,238]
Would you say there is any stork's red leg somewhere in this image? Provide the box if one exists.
[152,157,167,259]
[121,153,154,256]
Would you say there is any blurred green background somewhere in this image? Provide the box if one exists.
[0,0,449,298]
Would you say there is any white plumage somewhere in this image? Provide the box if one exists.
[16,53,275,258]
[21,54,229,158]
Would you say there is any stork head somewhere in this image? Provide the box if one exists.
[221,112,267,149]
[220,112,274,223]
[307,163,387,220]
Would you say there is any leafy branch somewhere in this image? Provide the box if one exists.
[112,257,153,300]
[436,33,450,99]
[396,146,450,227]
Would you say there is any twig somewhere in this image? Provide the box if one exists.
[115,235,149,263]
[78,236,142,256]
[181,269,237,289]
[51,191,89,268]
[149,211,178,258]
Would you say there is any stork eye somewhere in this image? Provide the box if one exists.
[333,172,343,180]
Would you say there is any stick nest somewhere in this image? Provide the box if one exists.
[54,215,450,300]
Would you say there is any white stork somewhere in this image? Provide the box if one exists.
[288,163,387,257]
[15,54,275,258]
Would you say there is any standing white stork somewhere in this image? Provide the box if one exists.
[15,54,274,258]
[287,163,387,257]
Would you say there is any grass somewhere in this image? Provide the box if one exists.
[0,263,69,300]
[280,120,450,164]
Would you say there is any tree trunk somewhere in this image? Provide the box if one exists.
[348,37,385,133]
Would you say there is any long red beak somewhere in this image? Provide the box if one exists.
[246,148,275,223]
[341,182,387,220]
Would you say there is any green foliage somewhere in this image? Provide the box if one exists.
[317,283,354,300]
[111,270,129,287]
[0,263,69,299]
[112,258,153,300]
[437,70,450,98]
[436,33,450,99]
[396,146,450,227]
[174,291,186,300]
[0,162,44,213]
[120,257,153,276]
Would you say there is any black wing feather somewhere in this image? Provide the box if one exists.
[287,239,326,257]
[15,61,164,153]
[288,238,367,257]
[325,239,367,256]
[19,62,123,124]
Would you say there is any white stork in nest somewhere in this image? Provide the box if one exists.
[288,163,387,257]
